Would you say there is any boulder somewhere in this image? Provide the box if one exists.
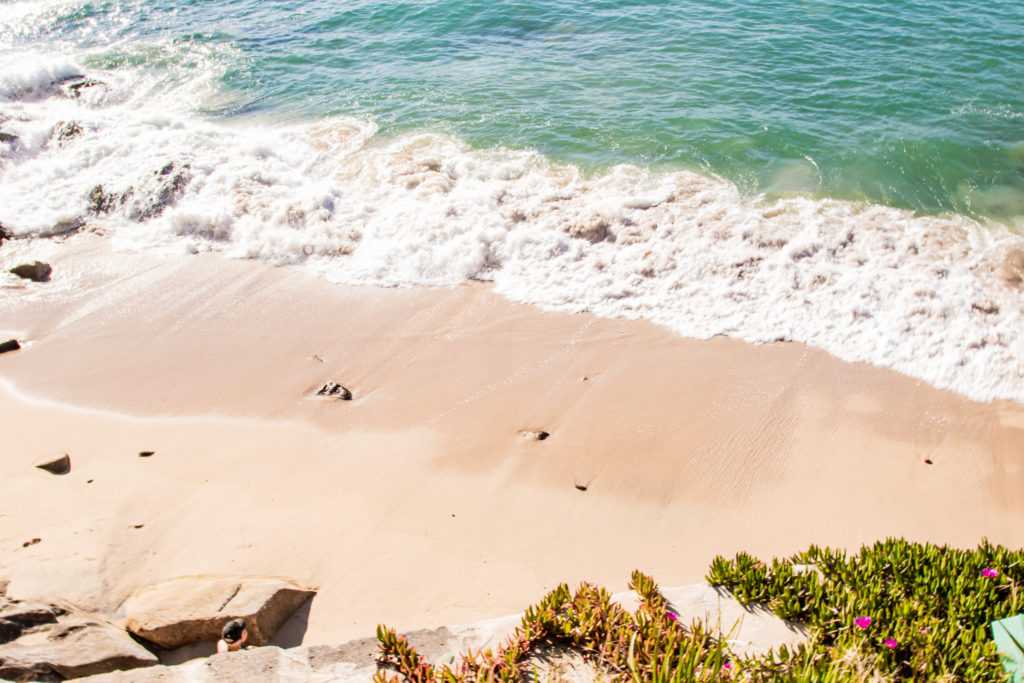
[315,382,351,400]
[0,616,157,680]
[35,454,71,475]
[9,261,52,282]
[124,575,315,649]
[0,597,156,681]
[0,339,20,354]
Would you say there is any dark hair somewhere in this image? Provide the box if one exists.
[221,618,246,643]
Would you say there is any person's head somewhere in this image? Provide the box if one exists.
[221,619,248,649]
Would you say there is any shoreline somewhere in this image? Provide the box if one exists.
[1,234,1023,648]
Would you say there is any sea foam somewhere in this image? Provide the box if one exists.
[1,55,1022,404]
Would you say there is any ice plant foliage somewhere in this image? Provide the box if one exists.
[373,541,1022,681]
[706,538,1023,681]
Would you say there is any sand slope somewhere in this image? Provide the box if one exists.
[1,235,1022,648]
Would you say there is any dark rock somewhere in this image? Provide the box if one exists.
[0,339,20,354]
[21,539,41,548]
[138,451,154,458]
[52,121,82,145]
[129,163,191,221]
[89,185,117,214]
[520,429,549,441]
[0,618,22,644]
[0,132,16,144]
[0,222,10,244]
[574,483,588,491]
[9,261,52,282]
[315,382,351,400]
[59,77,107,100]
[35,454,70,475]
[972,299,999,315]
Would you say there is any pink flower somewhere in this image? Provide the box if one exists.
[723,661,732,670]
[854,616,872,629]
[883,638,897,649]
[981,568,999,578]
[666,611,678,621]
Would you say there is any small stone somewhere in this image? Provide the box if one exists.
[35,454,70,475]
[0,132,16,144]
[0,339,20,354]
[972,299,999,315]
[22,538,41,548]
[132,524,144,529]
[520,429,550,441]
[10,261,52,282]
[574,483,588,492]
[315,382,352,400]
[922,457,933,465]
[138,451,154,458]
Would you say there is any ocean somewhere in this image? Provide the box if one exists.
[1,0,1022,401]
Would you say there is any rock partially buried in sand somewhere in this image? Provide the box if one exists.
[519,429,550,441]
[0,339,20,354]
[35,454,70,475]
[9,261,52,282]
[315,381,352,400]
[124,575,315,649]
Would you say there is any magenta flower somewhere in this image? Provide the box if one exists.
[723,661,732,670]
[666,611,678,621]
[883,638,897,649]
[981,568,999,578]
[854,616,872,629]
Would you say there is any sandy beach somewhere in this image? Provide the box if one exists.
[1,234,1023,651]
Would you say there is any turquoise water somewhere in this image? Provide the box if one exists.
[8,0,1024,226]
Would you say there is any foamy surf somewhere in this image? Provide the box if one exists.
[1,53,1022,404]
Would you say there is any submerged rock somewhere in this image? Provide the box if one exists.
[315,382,352,400]
[52,121,83,145]
[9,261,52,282]
[123,575,315,649]
[58,77,108,101]
[88,185,131,215]
[35,454,70,475]
[129,163,191,221]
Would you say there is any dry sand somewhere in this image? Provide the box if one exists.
[1,234,1022,650]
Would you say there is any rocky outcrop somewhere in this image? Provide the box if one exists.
[0,596,157,681]
[34,454,71,476]
[9,262,52,282]
[79,583,807,682]
[123,576,315,649]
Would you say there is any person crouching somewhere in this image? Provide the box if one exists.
[217,618,252,653]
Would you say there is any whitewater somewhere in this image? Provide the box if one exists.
[1,0,1023,402]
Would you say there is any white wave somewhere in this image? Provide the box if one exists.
[1,50,1023,404]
